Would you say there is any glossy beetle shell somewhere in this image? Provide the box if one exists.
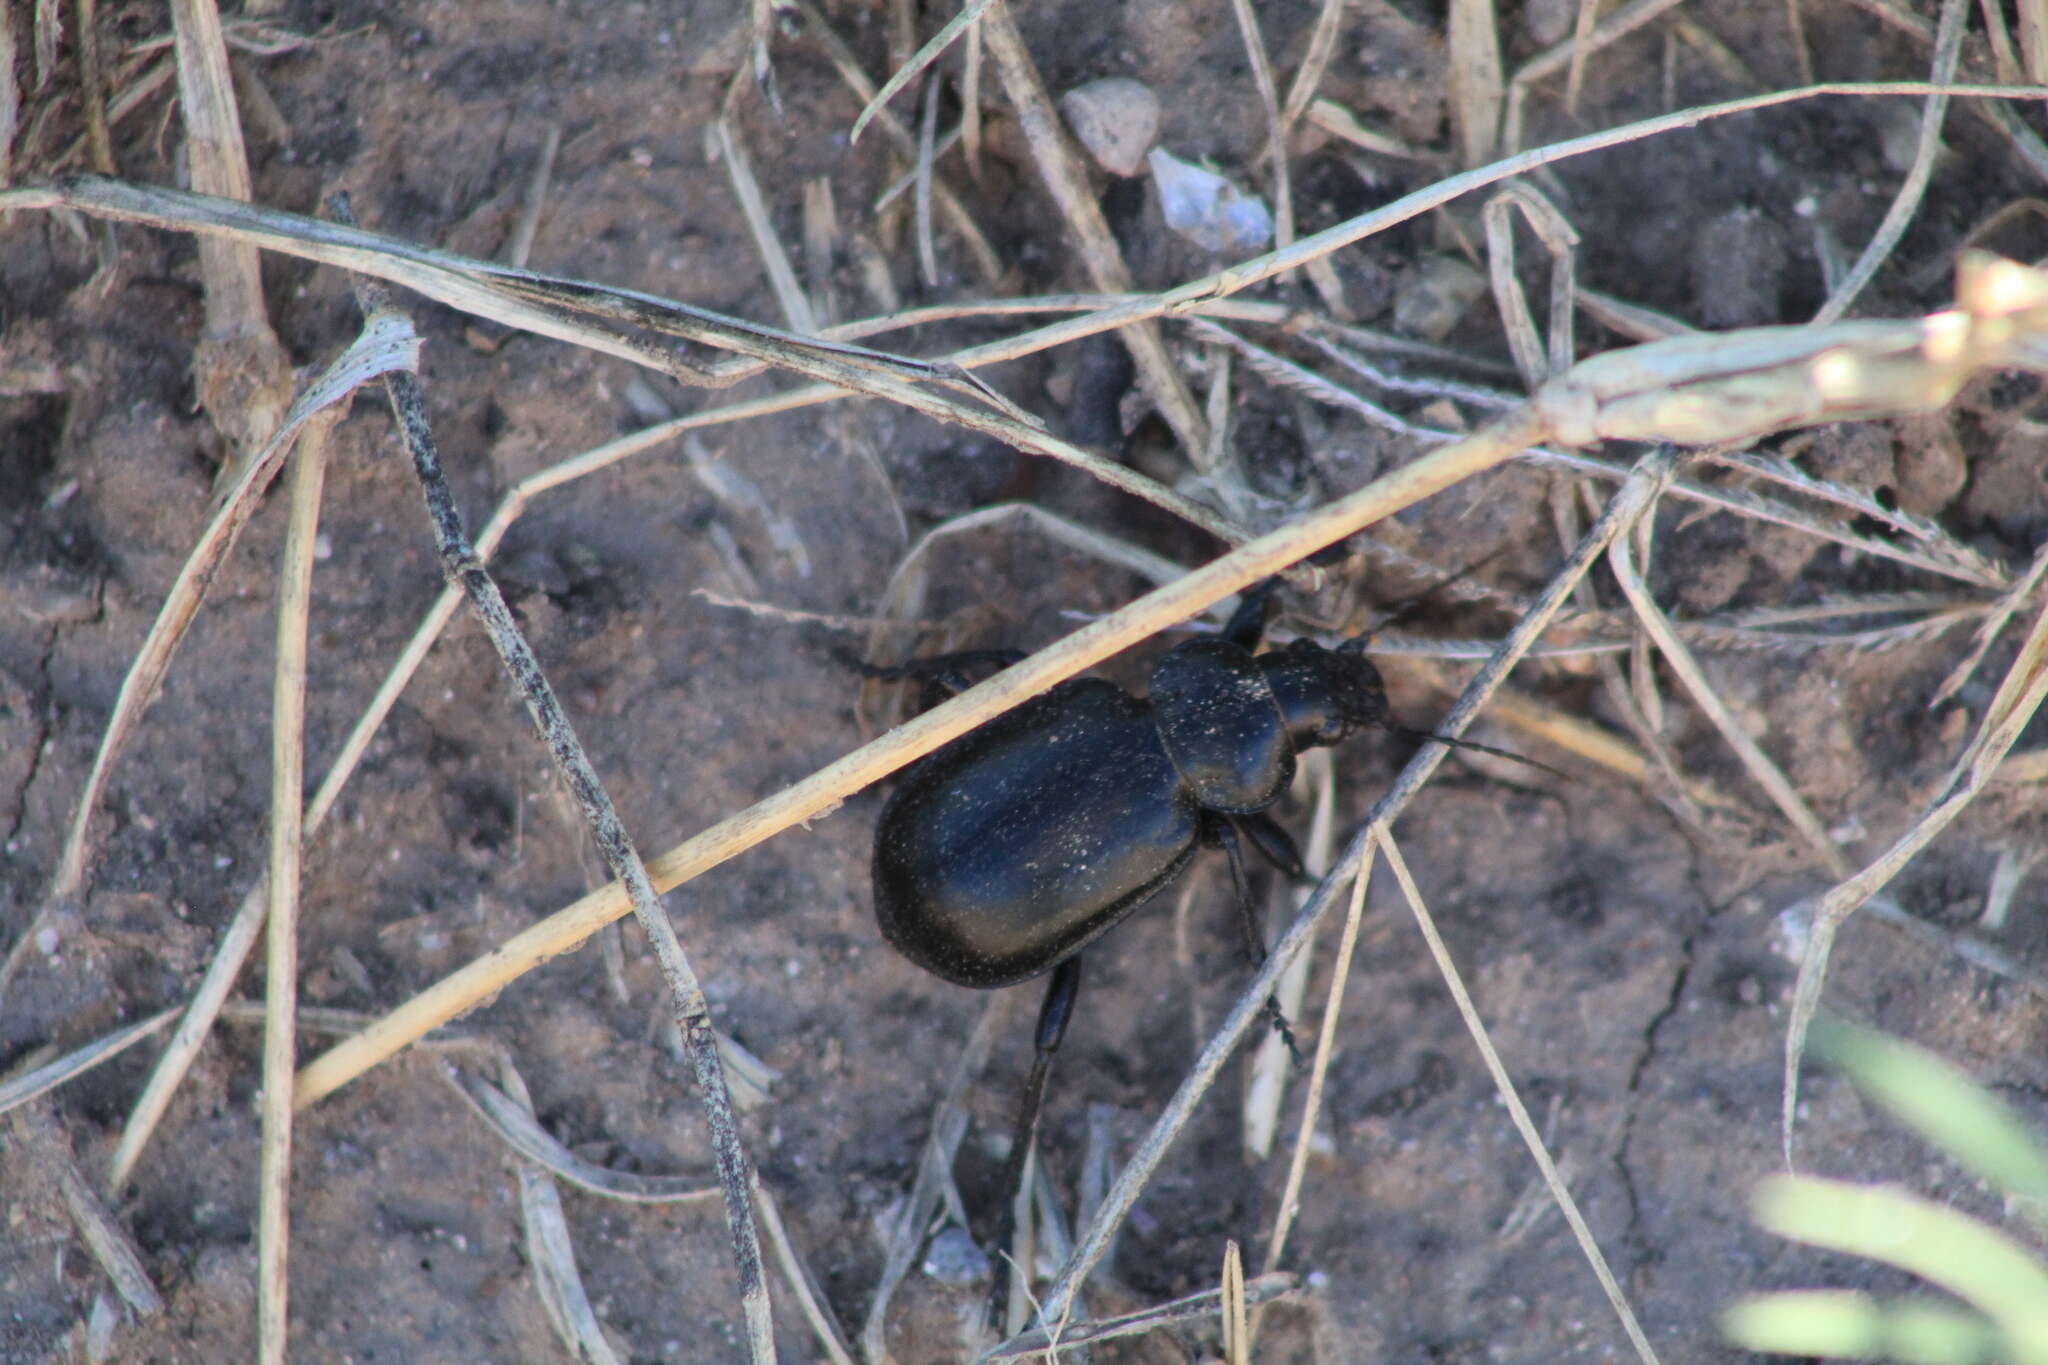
[873,677,1201,988]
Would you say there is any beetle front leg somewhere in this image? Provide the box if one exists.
[1235,811,1305,881]
[1210,817,1302,1063]
[1221,576,1282,651]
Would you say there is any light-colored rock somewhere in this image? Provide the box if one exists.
[1147,148,1272,254]
[1059,76,1161,177]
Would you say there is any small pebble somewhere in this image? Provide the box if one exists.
[1059,76,1160,177]
[921,1225,991,1285]
[1392,254,1486,342]
[1147,148,1272,254]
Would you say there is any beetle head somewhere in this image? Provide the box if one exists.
[1258,637,1391,749]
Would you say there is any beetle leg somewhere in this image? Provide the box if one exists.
[1211,817,1302,1063]
[842,647,1028,712]
[1235,811,1305,881]
[989,955,1083,1333]
[1221,577,1282,651]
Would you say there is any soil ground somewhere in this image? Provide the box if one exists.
[5,0,2048,1361]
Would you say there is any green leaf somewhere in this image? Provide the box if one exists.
[1814,1016,2048,1228]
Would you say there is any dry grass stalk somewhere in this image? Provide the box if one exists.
[1252,841,1370,1343]
[74,0,112,172]
[1380,834,1660,1363]
[713,110,820,335]
[1280,0,1351,131]
[21,310,417,950]
[168,0,293,470]
[1447,0,1505,165]
[1809,0,1968,324]
[0,1008,178,1118]
[5,177,1247,543]
[334,239,777,1359]
[848,0,997,146]
[1503,0,1688,151]
[255,399,334,1365]
[488,1058,625,1365]
[1783,573,2048,1163]
[0,4,18,189]
[1607,505,1851,875]
[13,1100,165,1320]
[978,0,1212,462]
[794,0,1003,286]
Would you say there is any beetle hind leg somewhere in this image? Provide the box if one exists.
[987,955,1082,1334]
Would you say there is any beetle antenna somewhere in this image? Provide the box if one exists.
[1391,724,1570,781]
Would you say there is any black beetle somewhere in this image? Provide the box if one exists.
[859,580,1535,1311]
[872,585,1383,990]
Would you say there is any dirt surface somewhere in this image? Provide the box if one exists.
[6,0,2048,1361]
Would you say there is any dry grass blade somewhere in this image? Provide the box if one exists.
[256,393,332,1365]
[13,1100,165,1318]
[485,1059,626,1365]
[16,310,417,960]
[1606,511,1852,877]
[848,0,997,145]
[1280,0,1351,131]
[502,121,559,269]
[1482,180,1580,388]
[1303,97,1431,159]
[980,1273,1301,1358]
[862,994,1008,1361]
[1934,536,2048,703]
[794,0,1003,286]
[713,112,819,335]
[1221,1239,1248,1365]
[1,5,17,188]
[1257,850,1371,1334]
[1378,835,1659,1364]
[333,233,776,1362]
[1447,0,1505,165]
[92,318,420,1192]
[1810,0,1967,323]
[75,0,112,173]
[915,71,941,289]
[1227,0,1293,252]
[1502,0,1688,151]
[1783,578,2048,1165]
[168,0,293,469]
[1705,447,1998,582]
[7,176,1249,544]
[1205,319,2007,591]
[0,1007,178,1118]
[753,1179,858,1365]
[2025,0,2048,80]
[446,1067,718,1203]
[1242,750,1334,1161]
[978,0,1211,462]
